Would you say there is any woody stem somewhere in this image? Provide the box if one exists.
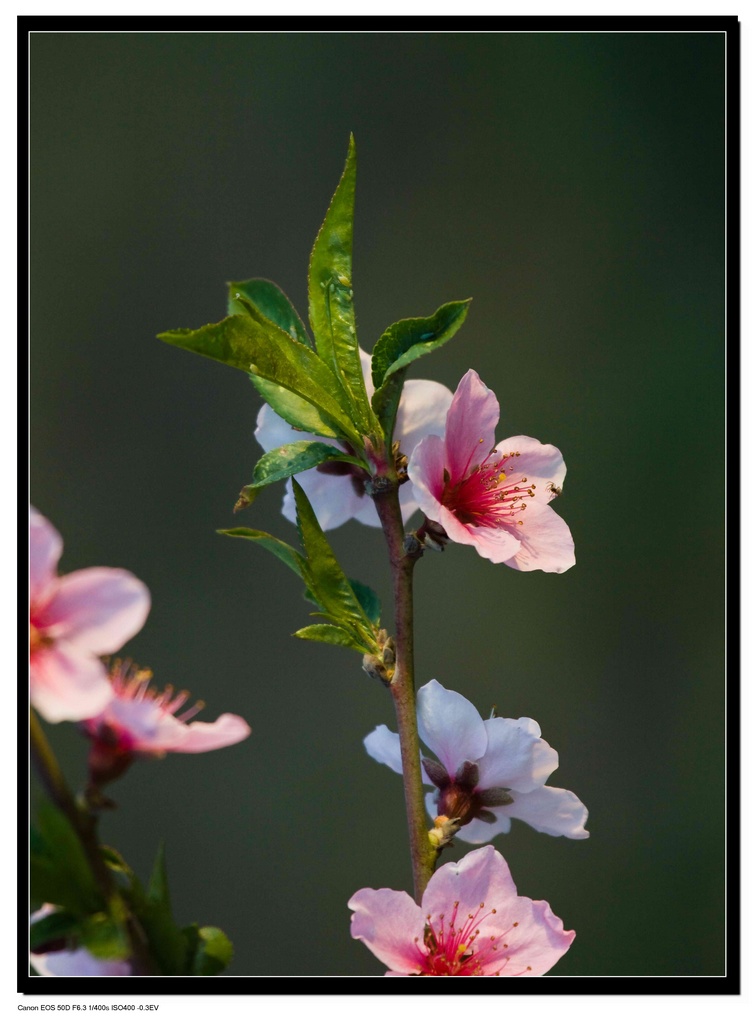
[372,478,436,901]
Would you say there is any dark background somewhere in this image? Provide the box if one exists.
[30,31,725,976]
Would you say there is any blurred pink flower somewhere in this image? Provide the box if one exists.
[83,661,251,786]
[408,369,575,571]
[255,348,453,529]
[29,508,151,723]
[364,679,588,843]
[30,905,131,977]
[349,845,574,976]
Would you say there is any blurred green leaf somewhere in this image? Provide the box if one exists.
[191,926,234,976]
[228,278,310,347]
[237,440,367,508]
[159,315,362,446]
[30,909,79,951]
[79,911,130,961]
[129,843,188,976]
[371,299,471,438]
[308,136,374,434]
[218,527,306,578]
[31,804,103,916]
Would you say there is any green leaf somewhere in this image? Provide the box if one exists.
[30,909,79,951]
[371,299,471,439]
[160,315,362,446]
[307,136,374,434]
[133,843,188,976]
[79,911,131,961]
[293,480,372,632]
[192,926,234,976]
[228,278,310,347]
[31,804,103,916]
[237,441,367,508]
[248,374,342,438]
[348,579,381,625]
[293,623,371,653]
[217,527,306,579]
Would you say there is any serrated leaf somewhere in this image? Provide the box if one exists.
[30,910,80,952]
[159,315,362,446]
[237,441,367,507]
[293,623,371,653]
[371,299,471,439]
[192,926,234,976]
[248,373,341,438]
[218,527,306,578]
[308,136,374,434]
[228,278,310,347]
[293,480,373,634]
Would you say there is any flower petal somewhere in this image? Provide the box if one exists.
[485,896,575,976]
[504,786,589,839]
[394,379,454,456]
[364,724,403,775]
[422,846,517,921]
[30,642,113,723]
[39,568,150,654]
[280,471,366,530]
[167,713,251,753]
[349,888,425,975]
[416,680,487,777]
[455,809,512,844]
[407,434,447,519]
[254,402,319,452]
[496,435,567,504]
[447,519,522,564]
[30,949,132,977]
[477,717,558,793]
[29,508,62,603]
[504,501,576,573]
[443,370,500,481]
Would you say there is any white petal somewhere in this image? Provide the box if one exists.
[394,379,454,456]
[477,717,558,793]
[280,470,366,530]
[416,680,487,776]
[364,724,403,775]
[455,809,512,844]
[254,403,319,451]
[505,786,589,839]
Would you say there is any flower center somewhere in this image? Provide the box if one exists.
[441,448,536,528]
[417,901,503,976]
[29,620,51,658]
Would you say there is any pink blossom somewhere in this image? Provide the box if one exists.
[349,845,574,976]
[83,661,251,786]
[30,905,132,977]
[255,349,453,529]
[364,679,588,843]
[29,508,151,723]
[408,369,575,571]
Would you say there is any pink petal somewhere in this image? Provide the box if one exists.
[407,434,447,519]
[30,642,113,723]
[349,888,425,975]
[443,370,500,481]
[477,717,559,793]
[416,680,487,777]
[39,568,150,654]
[505,786,590,839]
[504,501,576,573]
[168,713,251,753]
[496,435,567,504]
[485,896,575,976]
[29,508,62,603]
[445,518,522,564]
[422,846,517,921]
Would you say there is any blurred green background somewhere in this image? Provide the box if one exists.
[30,32,724,977]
